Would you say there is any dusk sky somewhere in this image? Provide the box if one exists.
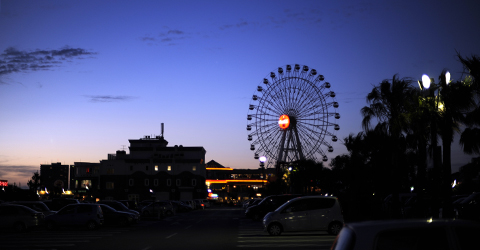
[1,0,480,187]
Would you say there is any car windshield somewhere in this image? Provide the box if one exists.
[108,202,128,211]
[257,197,270,205]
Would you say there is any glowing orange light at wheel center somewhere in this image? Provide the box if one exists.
[278,114,290,129]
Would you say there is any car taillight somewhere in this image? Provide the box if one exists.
[201,204,204,207]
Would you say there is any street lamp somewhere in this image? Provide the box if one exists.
[419,73,441,171]
[419,71,453,218]
[259,156,267,168]
[421,74,431,89]
[259,156,267,190]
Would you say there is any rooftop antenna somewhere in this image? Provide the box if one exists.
[161,123,164,138]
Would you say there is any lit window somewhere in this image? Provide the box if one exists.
[106,182,114,189]
[145,179,149,186]
[86,168,92,173]
[176,179,181,186]
[167,179,171,186]
[193,166,196,171]
[129,179,134,186]
[81,180,91,188]
[155,165,158,171]
[154,179,159,186]
[168,166,172,171]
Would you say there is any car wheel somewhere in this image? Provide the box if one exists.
[267,223,282,236]
[328,222,343,235]
[86,220,98,230]
[13,222,26,232]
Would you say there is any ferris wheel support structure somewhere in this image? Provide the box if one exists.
[277,118,305,168]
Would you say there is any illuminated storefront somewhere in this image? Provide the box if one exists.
[205,160,275,203]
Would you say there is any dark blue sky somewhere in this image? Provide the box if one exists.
[1,0,479,186]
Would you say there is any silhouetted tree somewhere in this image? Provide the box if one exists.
[361,75,415,218]
[438,71,475,217]
[27,171,41,193]
[458,53,480,155]
[289,159,324,194]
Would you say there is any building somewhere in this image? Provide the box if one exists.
[71,162,100,201]
[40,162,73,194]
[205,160,275,203]
[72,134,207,202]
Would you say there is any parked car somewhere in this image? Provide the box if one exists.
[196,199,210,208]
[246,194,303,221]
[136,200,155,212]
[140,201,175,217]
[382,193,416,217]
[181,200,195,210]
[331,219,480,250]
[171,201,193,212]
[244,198,262,209]
[194,199,205,210]
[45,203,104,230]
[263,196,344,236]
[97,204,136,226]
[118,200,138,211]
[456,192,480,221]
[97,200,140,222]
[5,201,57,216]
[42,198,80,211]
[0,204,45,232]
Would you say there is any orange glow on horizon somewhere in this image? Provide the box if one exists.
[206,168,233,170]
[206,179,268,184]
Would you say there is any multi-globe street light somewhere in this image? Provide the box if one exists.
[418,71,454,218]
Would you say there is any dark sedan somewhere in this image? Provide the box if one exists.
[98,204,136,226]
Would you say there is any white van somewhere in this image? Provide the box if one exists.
[263,196,344,236]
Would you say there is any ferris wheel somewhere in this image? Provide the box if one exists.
[247,64,340,169]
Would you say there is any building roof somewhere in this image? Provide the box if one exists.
[206,160,227,168]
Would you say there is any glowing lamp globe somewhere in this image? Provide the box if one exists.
[278,114,290,129]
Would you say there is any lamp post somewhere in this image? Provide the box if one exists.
[259,156,267,190]
[419,71,453,218]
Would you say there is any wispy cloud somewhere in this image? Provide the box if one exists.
[219,21,249,30]
[84,95,136,103]
[0,165,39,186]
[0,46,97,79]
[140,28,189,46]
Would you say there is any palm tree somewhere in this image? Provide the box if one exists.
[361,74,415,218]
[458,54,480,155]
[437,71,475,218]
[405,87,432,205]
